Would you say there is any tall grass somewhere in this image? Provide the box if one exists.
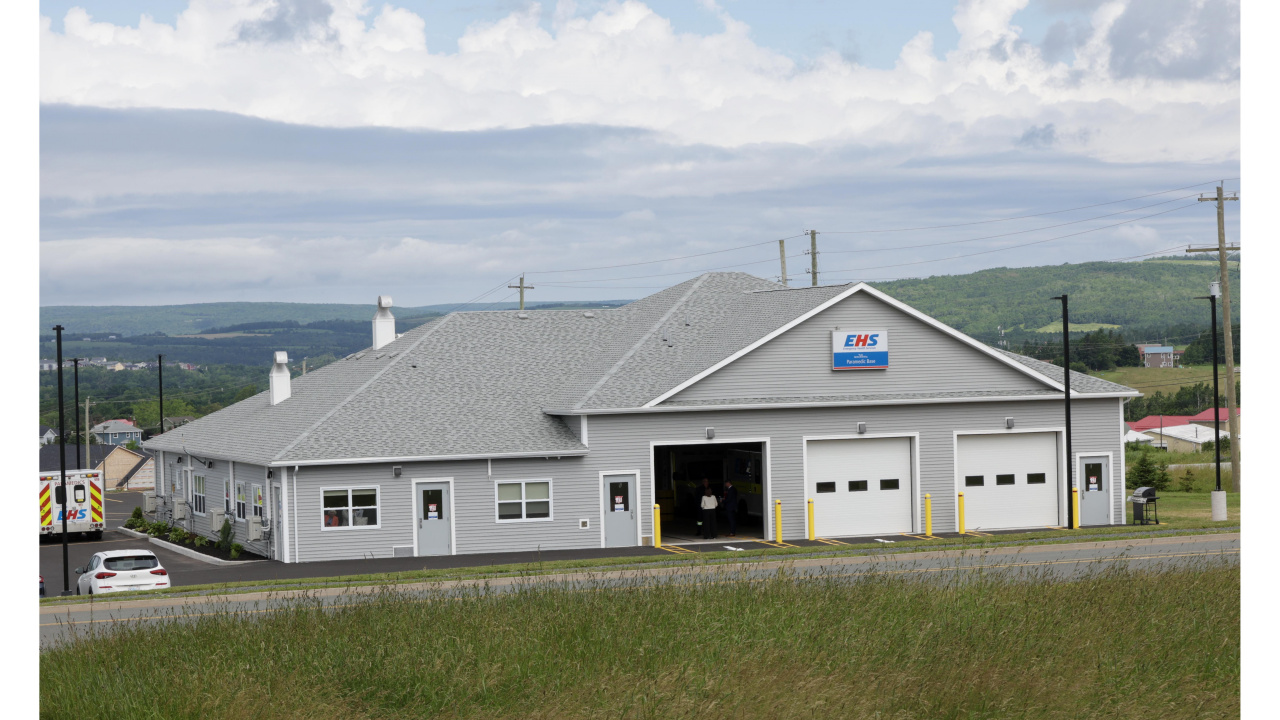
[42,560,1239,719]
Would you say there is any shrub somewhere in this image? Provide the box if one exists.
[1151,458,1171,493]
[168,529,189,545]
[123,517,143,530]
[193,535,208,548]
[147,522,171,538]
[230,543,243,560]
[218,519,234,550]
[130,507,144,521]
[1129,452,1156,488]
[1178,469,1196,493]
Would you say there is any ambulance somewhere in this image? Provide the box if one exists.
[39,470,105,540]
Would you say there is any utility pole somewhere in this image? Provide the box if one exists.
[778,238,788,286]
[809,230,819,286]
[72,358,82,470]
[1196,185,1240,492]
[84,398,95,454]
[508,275,534,311]
[54,326,71,595]
[1050,295,1075,529]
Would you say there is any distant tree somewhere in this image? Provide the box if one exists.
[1151,458,1171,493]
[1129,452,1156,488]
[1178,469,1196,493]
[123,440,140,451]
[232,385,259,403]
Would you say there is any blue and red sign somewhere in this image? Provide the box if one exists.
[832,330,888,370]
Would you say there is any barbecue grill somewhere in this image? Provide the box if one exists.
[1130,487,1159,525]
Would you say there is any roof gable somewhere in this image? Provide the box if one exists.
[652,283,1070,407]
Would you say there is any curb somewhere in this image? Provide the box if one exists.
[147,537,265,567]
[116,527,149,540]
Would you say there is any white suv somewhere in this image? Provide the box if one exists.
[75,550,170,596]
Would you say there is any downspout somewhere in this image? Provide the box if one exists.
[292,466,299,564]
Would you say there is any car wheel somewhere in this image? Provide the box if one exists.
[76,586,81,596]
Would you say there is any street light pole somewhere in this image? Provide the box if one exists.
[54,326,71,596]
[72,358,82,469]
[1198,283,1227,521]
[1050,295,1074,529]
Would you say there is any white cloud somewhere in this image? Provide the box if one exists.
[39,0,1239,163]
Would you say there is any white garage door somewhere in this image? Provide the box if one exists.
[957,432,1059,530]
[808,437,912,537]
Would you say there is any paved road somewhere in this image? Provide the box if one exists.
[40,532,1239,647]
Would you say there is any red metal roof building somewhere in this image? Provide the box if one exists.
[1128,415,1193,433]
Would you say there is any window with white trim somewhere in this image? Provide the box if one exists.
[321,487,379,529]
[191,475,206,515]
[235,482,247,521]
[496,480,552,522]
[252,484,264,519]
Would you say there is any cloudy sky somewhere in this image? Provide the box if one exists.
[39,0,1240,307]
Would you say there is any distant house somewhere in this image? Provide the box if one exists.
[38,444,153,490]
[39,359,57,371]
[1188,407,1240,433]
[1138,345,1182,368]
[39,425,57,445]
[106,362,127,372]
[1142,424,1229,453]
[1124,429,1154,445]
[162,416,197,430]
[1128,415,1193,433]
[89,357,108,366]
[90,420,143,447]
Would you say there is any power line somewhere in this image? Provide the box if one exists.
[817,193,1201,256]
[817,179,1235,234]
[527,233,809,276]
[818,202,1200,279]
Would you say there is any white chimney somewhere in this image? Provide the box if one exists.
[373,295,395,350]
[269,351,291,405]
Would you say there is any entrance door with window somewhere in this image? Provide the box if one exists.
[272,483,282,560]
[1079,456,1111,526]
[603,474,637,547]
[416,482,451,556]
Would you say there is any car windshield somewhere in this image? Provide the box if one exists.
[103,555,159,571]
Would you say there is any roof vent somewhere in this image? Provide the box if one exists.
[373,296,395,349]
[269,351,291,405]
[517,312,529,319]
[583,311,595,318]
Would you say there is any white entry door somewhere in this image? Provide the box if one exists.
[807,437,913,537]
[957,432,1059,530]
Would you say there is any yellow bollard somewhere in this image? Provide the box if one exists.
[653,504,662,548]
[1071,488,1080,530]
[925,493,933,537]
[807,499,815,541]
[958,492,966,535]
[774,499,783,543]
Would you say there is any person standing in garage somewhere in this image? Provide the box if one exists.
[721,479,739,537]
[701,487,719,539]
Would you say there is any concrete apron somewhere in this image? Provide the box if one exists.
[41,532,1239,618]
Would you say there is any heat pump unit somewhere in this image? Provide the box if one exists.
[247,517,263,541]
[173,500,188,521]
[209,509,226,531]
[143,492,156,513]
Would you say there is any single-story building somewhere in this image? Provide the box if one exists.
[1123,430,1153,446]
[145,273,1140,563]
[1128,415,1192,433]
[40,425,57,445]
[1188,407,1240,433]
[1142,424,1229,453]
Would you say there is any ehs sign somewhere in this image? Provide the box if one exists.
[832,330,888,370]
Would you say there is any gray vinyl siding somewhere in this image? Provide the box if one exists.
[151,453,271,559]
[587,397,1125,540]
[285,455,600,563]
[671,292,1049,403]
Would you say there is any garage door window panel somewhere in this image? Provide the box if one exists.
[816,482,836,493]
[849,480,867,492]
[996,474,1015,486]
[965,476,984,487]
[880,479,900,490]
[1027,473,1046,484]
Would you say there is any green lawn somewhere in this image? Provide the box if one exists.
[1033,321,1122,333]
[41,561,1240,719]
[1096,364,1239,395]
[1125,491,1240,527]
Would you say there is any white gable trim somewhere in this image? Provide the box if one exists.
[642,282,1064,408]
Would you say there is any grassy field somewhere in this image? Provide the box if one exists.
[1095,364,1238,395]
[1032,321,1121,333]
[41,561,1240,719]
[1126,491,1240,526]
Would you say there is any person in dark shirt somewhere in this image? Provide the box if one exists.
[721,480,739,537]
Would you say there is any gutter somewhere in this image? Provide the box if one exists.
[544,391,1143,415]
[269,448,590,468]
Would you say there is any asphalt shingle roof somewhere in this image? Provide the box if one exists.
[145,272,1138,465]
